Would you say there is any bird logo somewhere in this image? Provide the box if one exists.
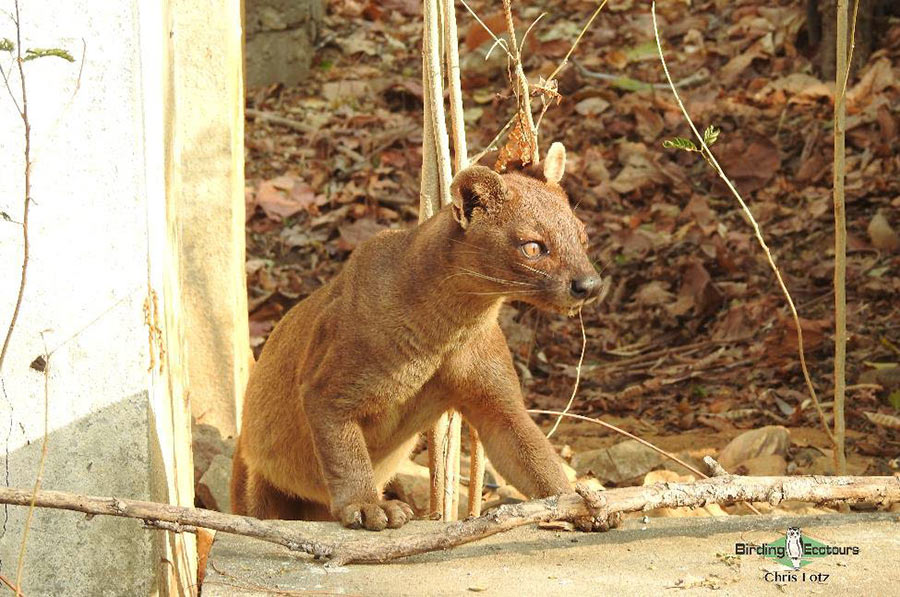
[785,527,804,570]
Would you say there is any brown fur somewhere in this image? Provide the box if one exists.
[231,159,602,530]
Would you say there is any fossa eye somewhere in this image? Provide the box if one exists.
[520,241,546,258]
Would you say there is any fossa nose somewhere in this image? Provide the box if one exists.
[569,275,601,299]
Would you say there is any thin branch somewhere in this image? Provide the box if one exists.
[838,0,860,100]
[530,409,707,481]
[245,108,315,134]
[532,409,763,515]
[650,3,834,444]
[832,0,854,477]
[518,12,546,57]
[546,0,609,82]
[546,310,585,438]
[458,0,513,60]
[0,56,22,115]
[0,0,30,373]
[469,0,609,162]
[0,574,22,595]
[501,0,539,164]
[14,338,47,596]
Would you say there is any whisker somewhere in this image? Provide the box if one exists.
[447,238,488,251]
[461,289,543,296]
[514,262,553,279]
[448,267,538,288]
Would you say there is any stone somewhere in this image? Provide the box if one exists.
[571,440,667,484]
[577,477,606,492]
[561,461,578,486]
[192,421,234,483]
[388,459,432,516]
[716,425,790,471]
[197,454,234,512]
[659,450,711,476]
[734,454,788,476]
[244,0,324,86]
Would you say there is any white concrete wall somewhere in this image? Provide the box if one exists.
[0,0,202,594]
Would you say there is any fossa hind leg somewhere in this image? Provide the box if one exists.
[245,471,331,520]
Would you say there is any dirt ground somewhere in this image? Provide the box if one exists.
[204,512,900,596]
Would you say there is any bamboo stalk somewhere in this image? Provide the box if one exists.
[442,0,468,172]
[467,424,485,517]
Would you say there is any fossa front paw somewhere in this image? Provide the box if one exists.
[338,499,415,531]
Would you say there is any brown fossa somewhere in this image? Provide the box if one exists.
[231,143,603,530]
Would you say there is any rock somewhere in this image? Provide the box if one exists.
[196,454,233,512]
[716,426,790,471]
[571,440,667,484]
[868,211,900,252]
[192,420,234,483]
[659,451,711,476]
[496,485,527,501]
[561,461,578,486]
[734,454,787,476]
[481,485,527,514]
[644,469,696,484]
[576,477,606,493]
[388,459,431,516]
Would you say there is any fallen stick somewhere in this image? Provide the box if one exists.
[245,108,316,134]
[1,474,896,566]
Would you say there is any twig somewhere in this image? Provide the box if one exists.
[14,338,48,596]
[2,476,894,567]
[530,409,708,481]
[0,0,30,374]
[245,108,315,134]
[468,0,609,163]
[650,3,834,444]
[546,0,608,83]
[0,574,22,596]
[572,58,709,90]
[546,310,586,438]
[501,0,538,164]
[703,456,730,477]
[458,0,513,60]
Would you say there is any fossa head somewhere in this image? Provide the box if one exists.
[448,142,602,315]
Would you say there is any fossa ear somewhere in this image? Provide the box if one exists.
[543,142,566,185]
[450,165,508,229]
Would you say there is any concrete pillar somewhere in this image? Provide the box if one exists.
[0,0,247,593]
[171,0,251,439]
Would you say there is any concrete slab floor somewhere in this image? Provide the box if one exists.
[204,512,899,596]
